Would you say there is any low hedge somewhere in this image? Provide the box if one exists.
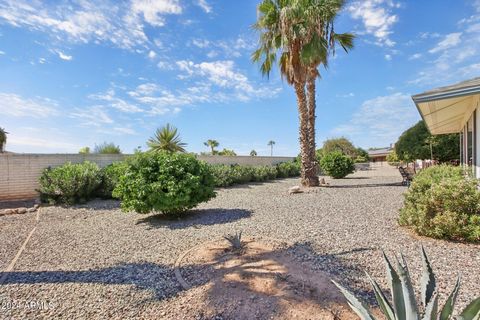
[209,161,300,187]
[38,161,103,205]
[399,165,480,242]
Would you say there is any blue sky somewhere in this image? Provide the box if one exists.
[1,0,479,156]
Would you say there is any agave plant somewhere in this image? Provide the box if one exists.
[223,231,243,251]
[333,247,480,320]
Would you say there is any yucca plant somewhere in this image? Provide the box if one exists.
[223,231,243,251]
[333,247,480,320]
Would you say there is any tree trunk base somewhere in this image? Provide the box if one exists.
[301,175,319,187]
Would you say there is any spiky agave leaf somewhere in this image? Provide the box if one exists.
[396,254,419,320]
[421,293,439,320]
[439,275,460,320]
[383,251,407,320]
[365,272,395,320]
[331,280,376,320]
[420,246,436,307]
[458,297,480,320]
[223,231,243,250]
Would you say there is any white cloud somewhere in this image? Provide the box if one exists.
[0,50,5,55]
[385,54,392,61]
[409,3,480,86]
[196,0,212,13]
[429,32,462,54]
[0,92,58,117]
[175,59,280,101]
[0,0,181,50]
[191,35,255,58]
[113,127,136,135]
[336,92,355,98]
[57,50,72,61]
[8,135,80,152]
[89,89,144,113]
[130,0,182,27]
[347,0,399,47]
[148,50,157,59]
[70,106,113,126]
[408,53,422,60]
[332,93,419,147]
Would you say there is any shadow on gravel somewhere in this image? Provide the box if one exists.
[0,243,378,318]
[135,208,252,230]
[328,182,404,188]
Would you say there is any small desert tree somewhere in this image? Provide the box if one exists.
[250,150,258,156]
[204,139,219,155]
[267,140,275,156]
[147,123,187,153]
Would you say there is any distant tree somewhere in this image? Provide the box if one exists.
[267,140,275,156]
[322,137,357,158]
[395,120,459,162]
[147,124,187,153]
[356,147,369,160]
[94,142,122,154]
[204,139,219,155]
[78,147,90,154]
[218,148,237,156]
[0,127,8,153]
[250,150,257,156]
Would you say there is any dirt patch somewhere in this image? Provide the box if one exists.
[174,238,360,319]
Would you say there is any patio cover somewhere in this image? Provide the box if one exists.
[412,77,480,135]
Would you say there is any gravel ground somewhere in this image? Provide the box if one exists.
[0,165,479,319]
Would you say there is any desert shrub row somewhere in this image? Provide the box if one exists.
[209,162,300,187]
[37,155,299,209]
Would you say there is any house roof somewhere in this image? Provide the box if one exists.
[412,77,480,135]
[368,148,392,156]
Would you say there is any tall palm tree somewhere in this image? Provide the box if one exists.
[0,127,8,153]
[147,123,187,153]
[204,139,219,155]
[252,0,354,186]
[267,140,276,156]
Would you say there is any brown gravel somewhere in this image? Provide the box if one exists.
[0,165,479,319]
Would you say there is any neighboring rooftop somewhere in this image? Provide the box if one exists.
[368,147,392,156]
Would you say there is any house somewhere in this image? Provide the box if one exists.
[412,77,480,177]
[368,147,393,162]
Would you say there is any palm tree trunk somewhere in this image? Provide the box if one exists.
[294,81,319,187]
[306,71,319,184]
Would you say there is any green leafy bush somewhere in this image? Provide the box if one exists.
[38,161,102,204]
[96,161,129,199]
[113,152,216,215]
[209,162,299,187]
[319,151,355,179]
[399,165,480,242]
[276,161,300,178]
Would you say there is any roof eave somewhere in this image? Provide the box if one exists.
[412,85,480,103]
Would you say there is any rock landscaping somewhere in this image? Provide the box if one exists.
[0,166,478,319]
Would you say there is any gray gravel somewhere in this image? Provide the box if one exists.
[0,165,479,319]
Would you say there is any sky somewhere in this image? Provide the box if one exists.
[1,0,480,156]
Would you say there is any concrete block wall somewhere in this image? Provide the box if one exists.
[0,154,294,201]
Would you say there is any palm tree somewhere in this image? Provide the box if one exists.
[252,0,354,186]
[250,149,258,156]
[0,127,8,153]
[147,123,187,153]
[267,140,275,156]
[204,139,219,155]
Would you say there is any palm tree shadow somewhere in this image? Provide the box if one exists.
[135,208,252,230]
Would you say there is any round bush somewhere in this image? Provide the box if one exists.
[96,161,129,199]
[399,165,480,242]
[113,152,216,215]
[319,151,355,179]
[38,161,102,205]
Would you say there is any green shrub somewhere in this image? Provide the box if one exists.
[399,165,480,242]
[354,155,368,163]
[38,161,102,205]
[113,152,216,215]
[319,151,355,179]
[209,162,299,187]
[96,161,129,199]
